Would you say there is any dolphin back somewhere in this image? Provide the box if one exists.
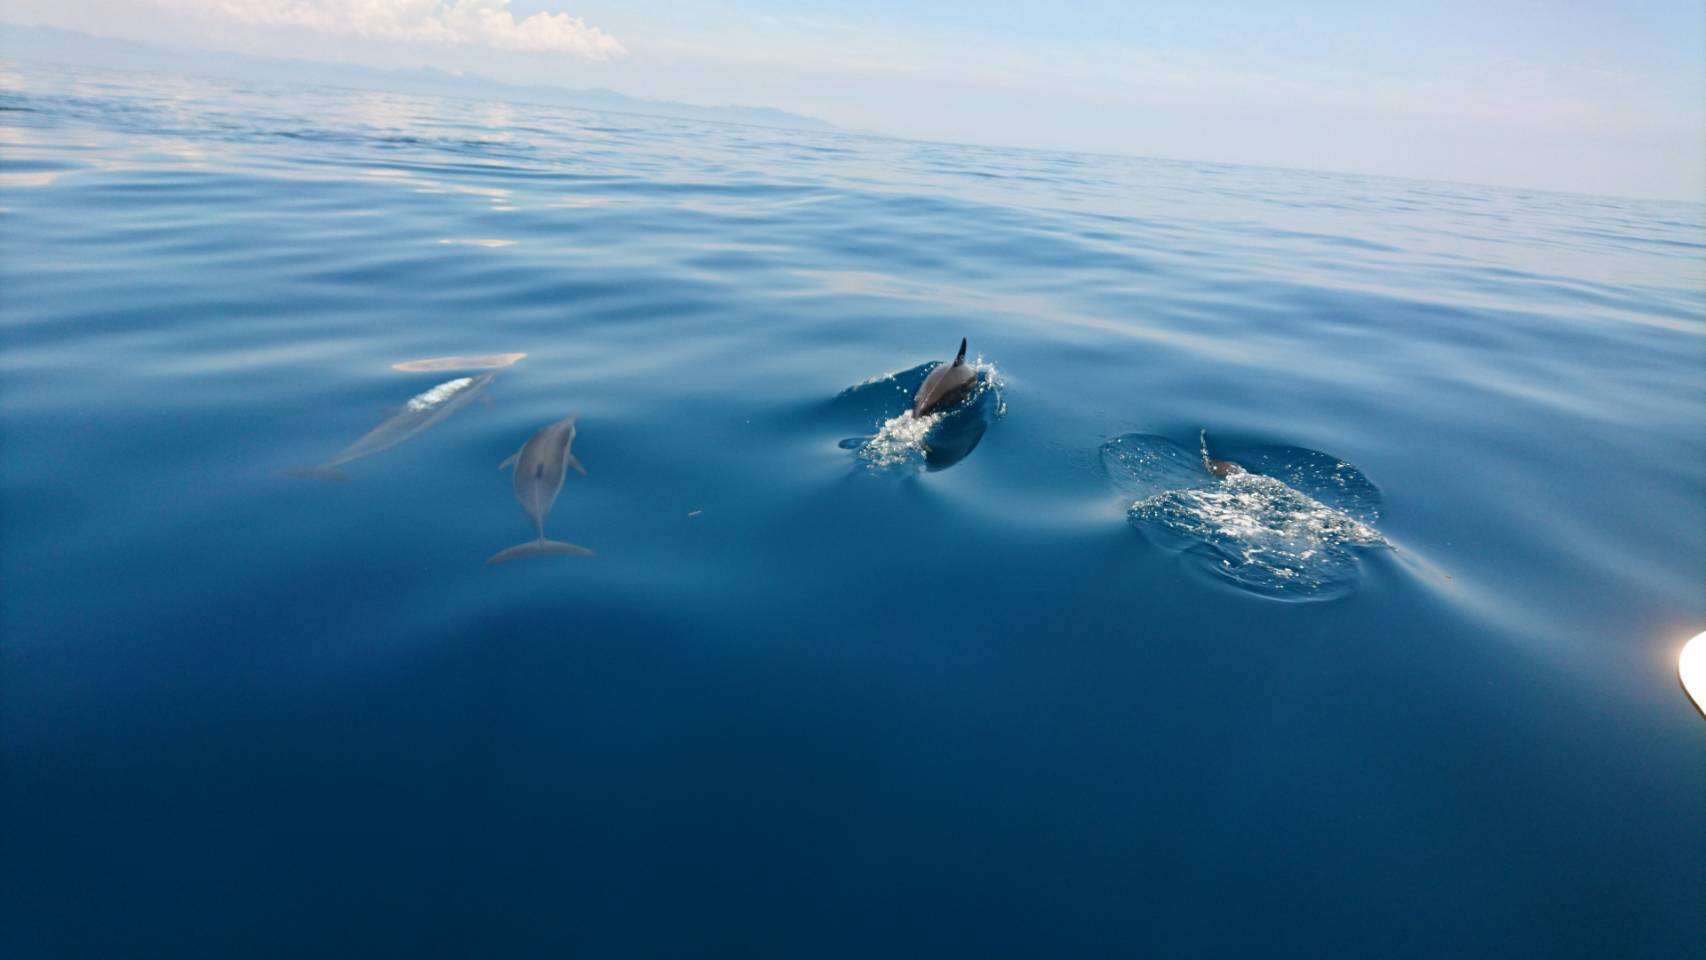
[495,412,589,562]
[912,340,977,417]
[511,416,580,515]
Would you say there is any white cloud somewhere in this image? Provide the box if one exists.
[155,0,625,58]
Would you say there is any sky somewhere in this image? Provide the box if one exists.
[5,0,1704,200]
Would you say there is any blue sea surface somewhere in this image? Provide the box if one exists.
[2,60,1703,957]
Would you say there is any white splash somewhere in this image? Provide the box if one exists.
[972,356,1007,418]
[857,410,941,467]
[407,376,473,411]
[1131,471,1385,594]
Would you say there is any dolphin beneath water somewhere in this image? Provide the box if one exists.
[1200,429,1245,479]
[912,338,977,417]
[288,373,495,480]
[488,414,594,564]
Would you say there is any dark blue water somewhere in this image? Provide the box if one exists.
[3,60,1703,957]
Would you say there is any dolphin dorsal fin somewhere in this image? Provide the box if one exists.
[953,337,967,367]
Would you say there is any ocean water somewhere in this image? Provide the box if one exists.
[2,59,1703,956]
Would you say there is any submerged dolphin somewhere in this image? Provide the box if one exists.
[289,373,495,480]
[912,338,977,417]
[1200,429,1245,479]
[488,414,594,564]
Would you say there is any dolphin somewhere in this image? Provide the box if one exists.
[488,414,594,564]
[1200,429,1245,479]
[288,373,495,480]
[912,338,977,417]
[921,402,989,470]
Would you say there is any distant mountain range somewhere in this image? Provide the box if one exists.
[0,23,838,133]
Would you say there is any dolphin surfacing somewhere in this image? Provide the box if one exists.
[912,338,977,417]
[488,414,594,564]
[1200,429,1245,479]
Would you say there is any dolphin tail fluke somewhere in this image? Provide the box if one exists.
[953,337,968,367]
[283,466,349,482]
[486,538,595,564]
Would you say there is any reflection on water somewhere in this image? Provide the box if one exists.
[392,352,526,372]
[288,372,494,480]
[0,169,64,188]
[1103,432,1387,599]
